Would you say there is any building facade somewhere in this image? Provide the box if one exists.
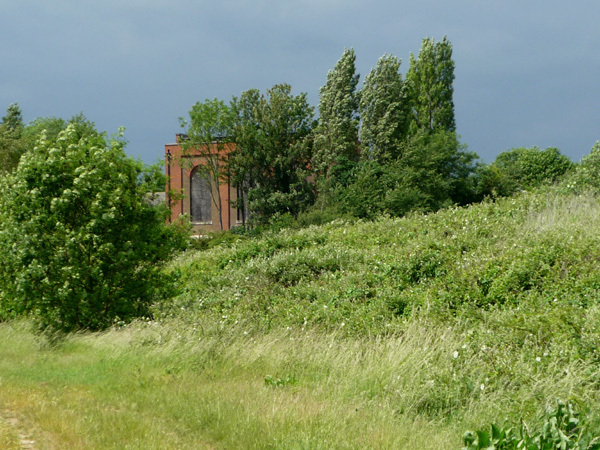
[165,134,245,234]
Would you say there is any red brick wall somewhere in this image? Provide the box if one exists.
[165,136,240,234]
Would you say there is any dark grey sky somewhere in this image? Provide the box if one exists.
[2,1,600,164]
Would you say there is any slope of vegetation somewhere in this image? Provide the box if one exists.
[162,186,600,335]
[2,185,600,448]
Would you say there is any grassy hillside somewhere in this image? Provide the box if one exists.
[162,187,600,336]
[2,187,600,448]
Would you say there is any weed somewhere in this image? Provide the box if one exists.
[463,400,600,450]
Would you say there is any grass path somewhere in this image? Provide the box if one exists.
[0,408,35,449]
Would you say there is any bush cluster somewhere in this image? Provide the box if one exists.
[0,125,186,332]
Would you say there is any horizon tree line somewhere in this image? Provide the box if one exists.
[179,36,476,227]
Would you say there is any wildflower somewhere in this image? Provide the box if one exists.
[453,351,459,359]
[480,384,485,391]
[536,356,541,362]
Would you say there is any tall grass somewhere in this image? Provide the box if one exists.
[1,309,599,448]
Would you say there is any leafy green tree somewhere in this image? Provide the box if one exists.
[565,141,600,193]
[230,84,315,223]
[0,125,25,173]
[406,36,456,133]
[0,124,186,332]
[338,129,477,218]
[313,48,360,175]
[0,103,26,172]
[478,146,573,197]
[22,116,67,145]
[1,111,101,174]
[1,103,24,135]
[140,156,167,194]
[227,88,261,225]
[180,98,234,230]
[359,54,408,162]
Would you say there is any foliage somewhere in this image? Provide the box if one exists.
[359,53,408,162]
[479,147,574,197]
[159,185,600,348]
[0,103,26,172]
[1,103,24,134]
[318,38,477,218]
[312,48,360,175]
[22,116,67,144]
[463,400,600,450]
[0,123,26,173]
[139,156,167,194]
[0,110,102,174]
[406,36,456,133]
[562,141,600,193]
[0,125,186,332]
[230,84,316,224]
[330,129,477,218]
[187,229,247,251]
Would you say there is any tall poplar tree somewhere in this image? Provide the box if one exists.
[358,54,409,162]
[312,48,360,175]
[406,36,456,133]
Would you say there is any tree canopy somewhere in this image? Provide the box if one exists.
[313,48,360,175]
[359,54,408,162]
[0,124,186,332]
[230,84,315,223]
[406,36,456,133]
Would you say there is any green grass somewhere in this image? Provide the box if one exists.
[2,187,600,447]
[0,416,22,449]
[0,320,467,448]
[1,310,599,448]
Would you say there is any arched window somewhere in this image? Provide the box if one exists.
[190,167,212,223]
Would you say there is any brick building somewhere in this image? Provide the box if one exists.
[165,134,246,234]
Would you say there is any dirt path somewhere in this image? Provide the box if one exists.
[1,410,35,449]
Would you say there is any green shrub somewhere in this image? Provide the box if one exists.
[563,141,600,193]
[478,147,574,198]
[463,400,600,450]
[0,125,187,332]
